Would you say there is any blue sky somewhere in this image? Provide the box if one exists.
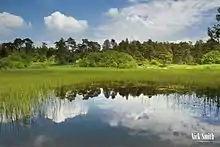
[0,0,220,45]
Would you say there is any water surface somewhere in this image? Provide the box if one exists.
[1,84,220,147]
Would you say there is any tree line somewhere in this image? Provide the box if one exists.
[0,8,220,69]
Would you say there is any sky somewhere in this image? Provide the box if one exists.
[0,0,220,45]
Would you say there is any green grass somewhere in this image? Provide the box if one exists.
[1,65,220,92]
[1,64,220,122]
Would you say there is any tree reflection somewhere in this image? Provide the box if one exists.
[55,82,220,110]
[1,81,220,133]
[195,87,220,110]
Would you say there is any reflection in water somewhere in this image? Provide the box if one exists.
[43,95,88,123]
[0,83,220,147]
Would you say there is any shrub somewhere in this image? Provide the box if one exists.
[47,55,56,64]
[78,58,91,67]
[0,53,31,69]
[78,51,137,68]
[0,58,13,69]
[159,52,173,65]
[201,51,220,64]
[137,59,149,66]
[0,57,26,69]
[150,59,161,66]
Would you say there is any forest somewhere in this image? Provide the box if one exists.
[0,8,220,69]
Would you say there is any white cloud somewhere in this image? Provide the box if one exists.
[44,11,88,34]
[95,0,220,42]
[128,0,146,3]
[170,34,209,44]
[34,40,55,48]
[0,12,29,33]
[106,8,120,18]
[44,94,88,123]
[128,0,137,3]
[93,92,220,145]
[34,135,52,147]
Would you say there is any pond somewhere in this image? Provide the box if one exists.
[0,82,220,147]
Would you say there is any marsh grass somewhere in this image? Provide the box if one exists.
[1,65,220,122]
[1,65,220,94]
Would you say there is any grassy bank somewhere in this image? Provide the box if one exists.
[1,65,220,93]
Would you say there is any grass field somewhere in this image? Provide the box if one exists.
[1,65,220,122]
[1,65,220,86]
[1,64,220,93]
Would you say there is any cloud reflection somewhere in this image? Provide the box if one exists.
[43,95,88,123]
[34,88,220,144]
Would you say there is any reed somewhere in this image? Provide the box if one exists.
[0,65,220,122]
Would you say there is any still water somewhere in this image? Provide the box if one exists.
[0,84,220,147]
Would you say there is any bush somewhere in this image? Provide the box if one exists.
[201,51,220,64]
[150,59,161,66]
[0,53,31,69]
[47,55,56,64]
[137,59,149,66]
[32,55,56,66]
[78,51,137,68]
[0,58,25,69]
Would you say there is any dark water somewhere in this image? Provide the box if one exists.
[1,83,220,147]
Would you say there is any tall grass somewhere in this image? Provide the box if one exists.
[1,66,220,93]
[1,65,220,122]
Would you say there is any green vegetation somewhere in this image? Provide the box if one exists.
[149,59,161,66]
[2,36,220,69]
[56,82,220,106]
[0,66,220,123]
[0,66,220,121]
[78,51,137,68]
[201,51,220,64]
[1,66,220,94]
[0,52,32,69]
